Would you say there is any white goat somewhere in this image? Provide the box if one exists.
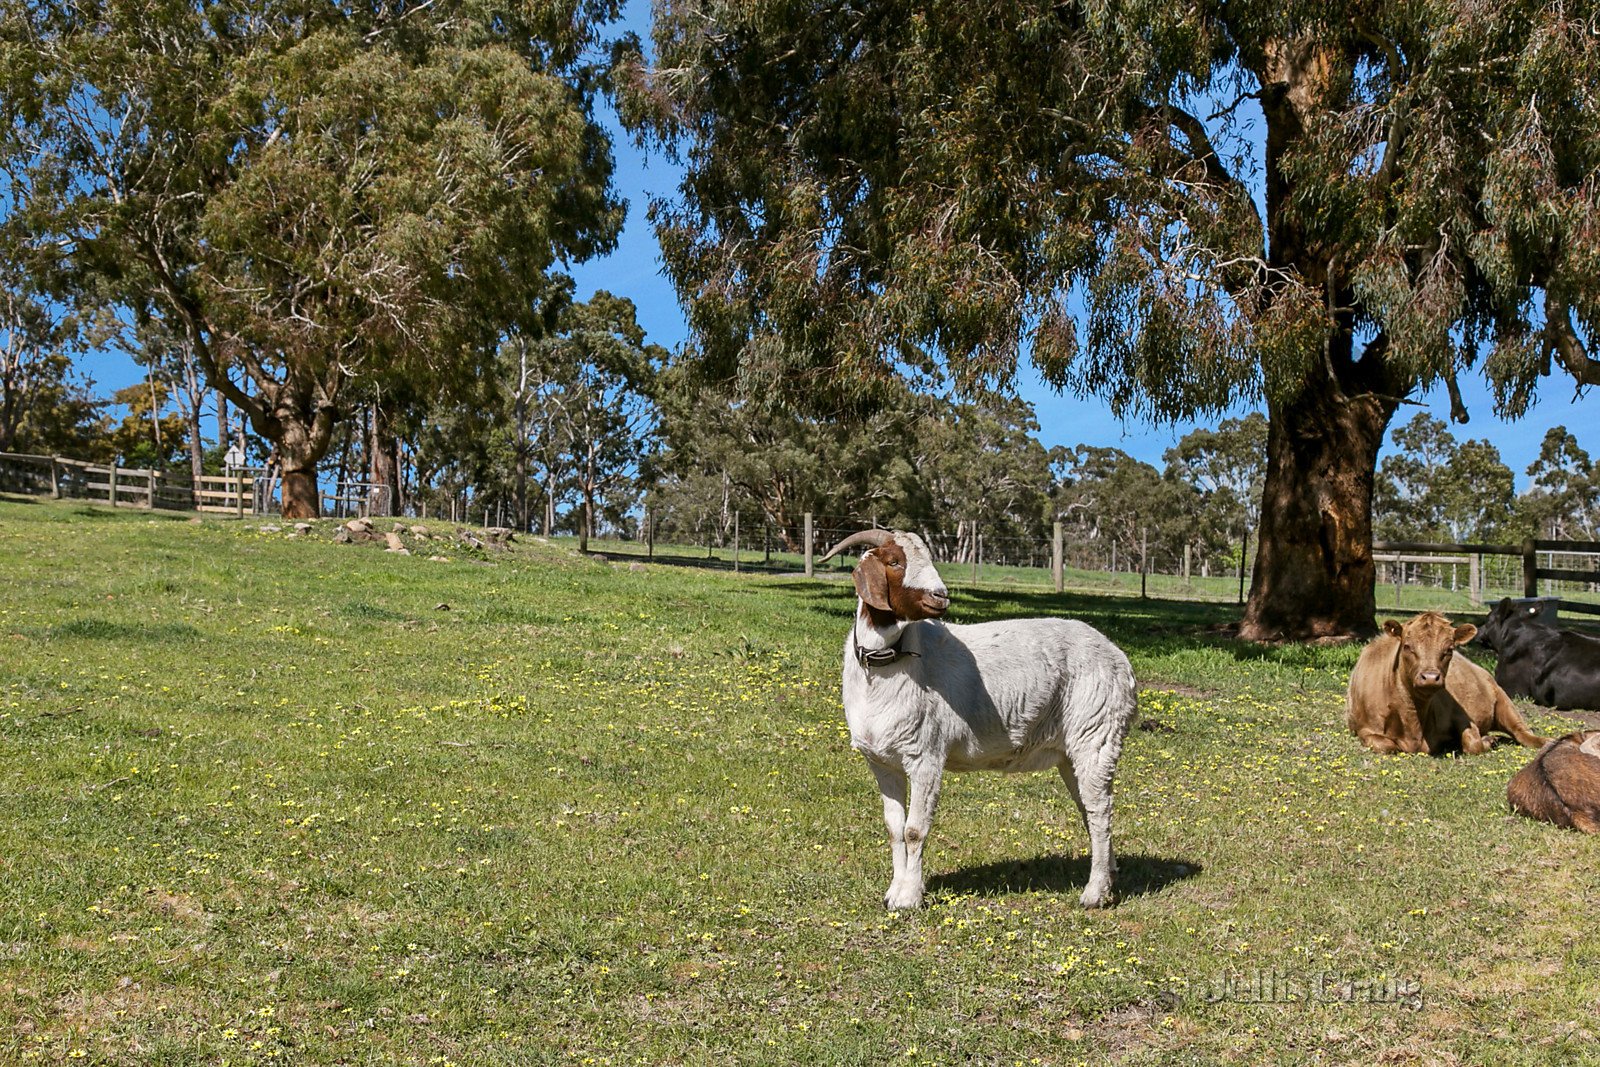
[820,528,1138,909]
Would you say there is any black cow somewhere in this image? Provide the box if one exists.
[1475,598,1600,711]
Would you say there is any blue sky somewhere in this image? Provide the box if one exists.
[81,2,1594,487]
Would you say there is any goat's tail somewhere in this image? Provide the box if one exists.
[1102,644,1139,740]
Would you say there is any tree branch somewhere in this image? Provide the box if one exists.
[1544,295,1600,387]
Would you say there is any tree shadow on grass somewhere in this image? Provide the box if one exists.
[928,852,1202,902]
[762,578,1375,675]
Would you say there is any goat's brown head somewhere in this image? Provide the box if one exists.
[1384,611,1477,696]
[819,529,950,623]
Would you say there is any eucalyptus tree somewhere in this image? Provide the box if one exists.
[1373,413,1517,542]
[531,293,663,550]
[1521,427,1600,541]
[651,366,915,549]
[0,256,82,454]
[629,0,1600,638]
[908,396,1061,561]
[1163,412,1269,534]
[3,0,627,516]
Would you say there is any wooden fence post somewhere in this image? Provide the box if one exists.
[49,457,60,499]
[733,511,740,573]
[1140,526,1149,599]
[1522,537,1538,598]
[1183,542,1192,584]
[647,507,655,561]
[971,522,980,584]
[146,469,156,509]
[1052,520,1064,594]
[1470,552,1482,606]
[236,472,246,519]
[108,464,118,507]
[1238,528,1248,605]
[804,512,813,577]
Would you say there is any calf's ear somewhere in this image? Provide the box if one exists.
[1453,623,1477,646]
[853,555,893,612]
[1383,620,1404,639]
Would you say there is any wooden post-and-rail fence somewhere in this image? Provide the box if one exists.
[0,452,256,516]
[1373,538,1600,617]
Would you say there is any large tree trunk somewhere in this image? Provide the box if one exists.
[1240,373,1397,641]
[369,403,402,516]
[253,385,338,520]
[1236,38,1403,641]
[281,463,319,519]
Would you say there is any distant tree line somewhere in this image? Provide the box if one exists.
[1374,414,1600,546]
[9,310,1600,572]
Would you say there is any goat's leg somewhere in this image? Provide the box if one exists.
[868,761,910,909]
[1058,759,1090,832]
[885,760,942,910]
[1061,755,1117,908]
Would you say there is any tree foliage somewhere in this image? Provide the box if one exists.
[626,0,1600,637]
[411,292,660,538]
[1373,413,1518,543]
[3,0,629,515]
[1520,427,1600,541]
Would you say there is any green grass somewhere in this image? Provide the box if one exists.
[2,496,1598,1065]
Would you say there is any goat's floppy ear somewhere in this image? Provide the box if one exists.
[853,553,893,612]
[1383,620,1404,639]
[1453,623,1477,646]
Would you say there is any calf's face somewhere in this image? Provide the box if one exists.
[854,531,950,622]
[1385,613,1477,695]
[1475,598,1534,652]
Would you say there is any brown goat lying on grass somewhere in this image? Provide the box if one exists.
[1346,612,1547,755]
[1508,731,1600,833]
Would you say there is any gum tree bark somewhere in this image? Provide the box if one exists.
[1243,360,1398,640]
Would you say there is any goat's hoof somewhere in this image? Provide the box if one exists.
[884,884,923,911]
[1079,883,1114,909]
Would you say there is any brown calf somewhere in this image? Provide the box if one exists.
[1507,731,1600,833]
[1346,612,1547,755]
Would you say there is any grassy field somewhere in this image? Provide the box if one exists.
[1,496,1598,1066]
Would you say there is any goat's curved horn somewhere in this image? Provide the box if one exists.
[817,528,892,563]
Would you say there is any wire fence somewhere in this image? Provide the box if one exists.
[581,510,1255,604]
[584,511,1600,616]
[7,452,1600,617]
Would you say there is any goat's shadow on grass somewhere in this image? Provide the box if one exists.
[928,853,1200,902]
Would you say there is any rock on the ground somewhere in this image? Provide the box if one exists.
[384,532,406,552]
